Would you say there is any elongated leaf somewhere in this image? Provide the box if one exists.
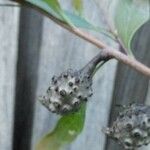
[25,0,94,28]
[114,0,149,55]
[26,0,61,18]
[43,0,75,26]
[36,105,86,150]
[64,11,95,29]
[44,0,61,13]
[72,0,83,15]
[23,0,114,39]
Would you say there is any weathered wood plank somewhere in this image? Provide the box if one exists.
[31,1,117,150]
[12,7,43,150]
[0,0,19,150]
[106,21,150,150]
[139,21,150,150]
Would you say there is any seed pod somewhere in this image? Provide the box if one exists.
[39,51,110,115]
[103,104,150,149]
[39,69,93,115]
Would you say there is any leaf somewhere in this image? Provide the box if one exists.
[64,11,94,29]
[43,0,75,27]
[26,0,61,18]
[25,0,97,29]
[114,0,149,55]
[43,0,61,14]
[24,0,115,40]
[72,0,83,15]
[36,105,86,150]
[65,11,115,40]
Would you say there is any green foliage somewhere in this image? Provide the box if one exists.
[26,0,61,18]
[64,11,95,29]
[114,0,149,56]
[72,0,83,15]
[43,0,75,26]
[43,0,61,15]
[25,0,114,39]
[36,105,86,150]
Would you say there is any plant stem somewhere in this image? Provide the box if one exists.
[92,61,106,77]
[80,50,112,76]
[11,0,150,78]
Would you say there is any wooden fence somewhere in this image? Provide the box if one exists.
[0,0,150,150]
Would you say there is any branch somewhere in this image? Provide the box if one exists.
[11,0,150,78]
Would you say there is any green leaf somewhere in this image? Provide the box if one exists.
[26,0,61,18]
[72,0,83,15]
[43,0,61,14]
[26,0,93,29]
[25,0,97,29]
[36,105,86,150]
[64,11,94,29]
[64,11,115,40]
[43,0,75,27]
[114,0,149,56]
[24,0,115,40]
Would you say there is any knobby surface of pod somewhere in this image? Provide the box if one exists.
[104,104,150,150]
[39,69,93,115]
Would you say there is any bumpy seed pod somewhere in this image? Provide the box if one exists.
[103,104,150,150]
[39,51,110,115]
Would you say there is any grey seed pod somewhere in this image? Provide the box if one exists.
[72,98,80,107]
[103,104,150,149]
[39,69,93,115]
[39,51,111,115]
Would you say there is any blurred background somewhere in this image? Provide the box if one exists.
[0,0,150,150]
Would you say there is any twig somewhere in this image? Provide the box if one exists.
[10,0,150,77]
[80,50,112,76]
